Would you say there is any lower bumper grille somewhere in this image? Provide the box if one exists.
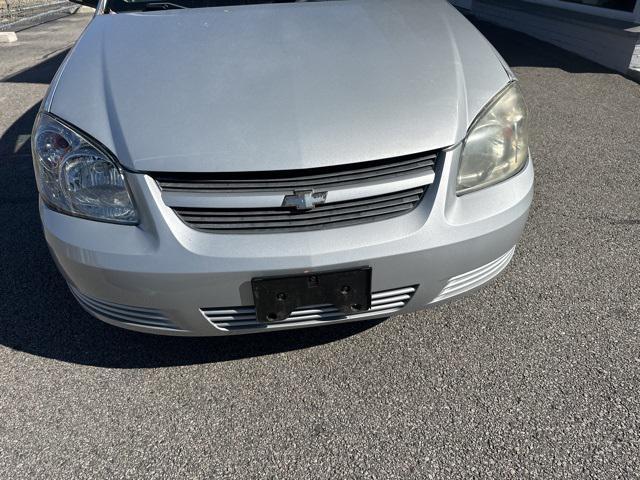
[69,286,181,331]
[202,286,417,331]
[173,187,426,233]
[430,247,516,304]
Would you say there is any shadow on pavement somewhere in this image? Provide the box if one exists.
[0,50,70,157]
[0,17,622,368]
[1,50,70,84]
[0,103,40,157]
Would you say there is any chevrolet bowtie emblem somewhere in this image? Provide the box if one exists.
[282,190,328,211]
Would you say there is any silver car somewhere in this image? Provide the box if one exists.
[32,0,533,336]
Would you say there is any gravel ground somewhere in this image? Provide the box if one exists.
[1,12,639,480]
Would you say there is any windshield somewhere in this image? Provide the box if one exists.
[106,0,336,13]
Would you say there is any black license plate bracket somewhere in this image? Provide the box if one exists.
[251,268,372,323]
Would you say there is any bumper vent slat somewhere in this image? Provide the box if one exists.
[175,190,423,221]
[429,248,516,304]
[69,286,182,331]
[202,286,417,332]
[152,152,437,193]
[173,187,426,232]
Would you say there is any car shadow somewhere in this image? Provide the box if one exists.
[0,49,71,157]
[1,50,70,84]
[0,17,624,369]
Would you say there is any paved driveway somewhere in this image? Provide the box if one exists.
[1,13,639,480]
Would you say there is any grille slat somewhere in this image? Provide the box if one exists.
[174,187,425,232]
[157,162,430,192]
[372,287,416,299]
[371,294,411,306]
[184,204,415,229]
[174,188,424,220]
[154,152,436,193]
[179,201,419,223]
[202,286,417,331]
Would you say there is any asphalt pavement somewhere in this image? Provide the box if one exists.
[1,12,639,480]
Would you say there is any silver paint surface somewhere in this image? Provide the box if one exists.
[47,0,509,172]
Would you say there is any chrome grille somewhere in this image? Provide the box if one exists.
[202,286,417,332]
[173,187,426,233]
[152,151,437,193]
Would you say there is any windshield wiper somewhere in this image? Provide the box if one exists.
[143,2,186,10]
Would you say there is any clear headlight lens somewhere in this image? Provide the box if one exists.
[32,113,138,224]
[457,82,529,195]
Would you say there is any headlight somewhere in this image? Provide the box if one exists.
[32,113,138,224]
[457,82,529,195]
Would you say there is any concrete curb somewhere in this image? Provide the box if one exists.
[0,3,93,34]
[0,11,67,33]
[0,31,18,43]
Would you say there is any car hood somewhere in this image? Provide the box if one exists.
[48,0,509,172]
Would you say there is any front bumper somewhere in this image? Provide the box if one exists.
[41,146,534,336]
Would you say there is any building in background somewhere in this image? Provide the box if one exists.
[449,0,640,78]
